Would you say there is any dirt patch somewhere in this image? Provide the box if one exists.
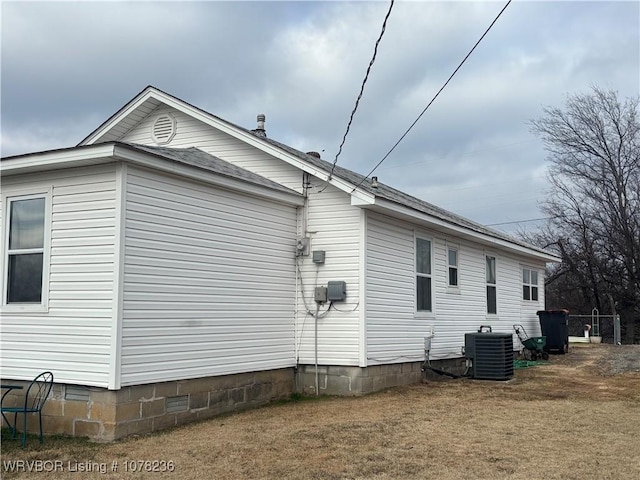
[599,344,640,375]
[2,344,640,480]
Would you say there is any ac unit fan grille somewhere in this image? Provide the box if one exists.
[465,333,514,380]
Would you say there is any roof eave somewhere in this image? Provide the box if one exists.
[78,86,156,146]
[1,144,304,207]
[371,198,561,263]
[1,144,117,174]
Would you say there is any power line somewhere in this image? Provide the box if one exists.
[486,217,550,227]
[351,0,512,193]
[376,139,537,172]
[327,0,395,181]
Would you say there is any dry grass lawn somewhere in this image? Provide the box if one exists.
[2,344,639,479]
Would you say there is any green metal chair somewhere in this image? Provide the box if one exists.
[1,371,54,447]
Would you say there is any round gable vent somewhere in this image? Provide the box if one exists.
[151,113,177,144]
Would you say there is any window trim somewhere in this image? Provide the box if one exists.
[522,266,539,302]
[485,254,497,315]
[446,244,459,291]
[1,189,51,313]
[415,234,434,314]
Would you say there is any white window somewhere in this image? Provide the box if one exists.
[416,237,432,312]
[486,255,497,314]
[447,246,458,287]
[523,268,539,301]
[3,194,49,308]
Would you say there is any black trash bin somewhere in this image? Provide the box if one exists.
[537,309,569,354]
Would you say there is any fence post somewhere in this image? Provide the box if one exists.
[614,314,621,345]
[591,308,600,337]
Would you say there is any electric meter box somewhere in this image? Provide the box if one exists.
[327,281,346,302]
[312,250,326,264]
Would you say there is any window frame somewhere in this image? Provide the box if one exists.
[415,235,433,314]
[522,267,539,302]
[447,244,459,290]
[1,189,51,313]
[485,254,497,315]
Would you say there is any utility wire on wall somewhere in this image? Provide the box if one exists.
[351,0,513,193]
[327,0,395,182]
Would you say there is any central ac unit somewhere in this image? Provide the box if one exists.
[464,332,514,380]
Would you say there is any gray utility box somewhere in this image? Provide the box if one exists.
[314,286,327,303]
[464,332,514,380]
[327,281,346,301]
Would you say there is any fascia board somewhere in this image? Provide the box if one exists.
[372,198,561,263]
[113,145,304,206]
[1,145,116,173]
[351,193,375,206]
[79,88,156,146]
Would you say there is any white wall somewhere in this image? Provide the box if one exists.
[365,213,419,364]
[120,166,298,385]
[118,103,548,368]
[120,105,365,367]
[294,181,362,366]
[0,165,117,387]
[365,212,546,363]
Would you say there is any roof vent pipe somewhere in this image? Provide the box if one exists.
[371,176,378,188]
[306,151,321,158]
[253,114,267,137]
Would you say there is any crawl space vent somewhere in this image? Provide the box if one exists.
[166,395,188,413]
[65,385,90,402]
[151,113,177,144]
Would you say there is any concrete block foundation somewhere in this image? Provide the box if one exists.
[296,361,424,396]
[2,361,434,441]
[1,368,294,442]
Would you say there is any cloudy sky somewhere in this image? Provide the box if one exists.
[1,0,638,233]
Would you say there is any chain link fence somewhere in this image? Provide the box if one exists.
[568,310,621,344]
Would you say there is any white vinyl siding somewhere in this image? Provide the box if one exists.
[366,214,422,363]
[294,182,362,366]
[119,106,362,367]
[120,166,298,385]
[366,211,548,361]
[0,165,117,387]
[431,237,489,357]
[120,106,304,193]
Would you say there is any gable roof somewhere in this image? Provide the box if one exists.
[80,86,366,200]
[79,86,558,262]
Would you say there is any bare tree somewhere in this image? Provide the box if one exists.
[530,87,640,342]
